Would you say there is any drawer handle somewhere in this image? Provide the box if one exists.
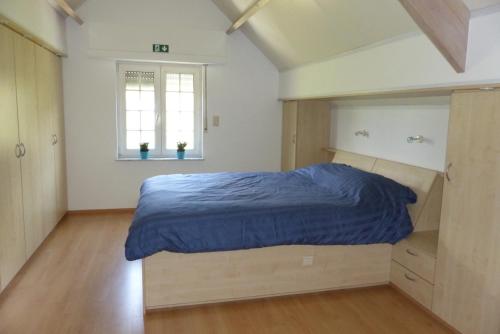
[404,273,416,282]
[406,249,418,257]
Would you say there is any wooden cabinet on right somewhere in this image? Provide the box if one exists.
[281,100,331,171]
[432,90,500,334]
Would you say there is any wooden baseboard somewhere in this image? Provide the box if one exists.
[389,283,461,334]
[66,208,135,215]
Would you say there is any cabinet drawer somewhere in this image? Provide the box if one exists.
[392,239,436,283]
[390,261,433,309]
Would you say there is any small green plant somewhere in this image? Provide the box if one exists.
[139,142,149,152]
[177,141,187,152]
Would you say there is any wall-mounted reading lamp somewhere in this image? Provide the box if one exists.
[407,135,425,143]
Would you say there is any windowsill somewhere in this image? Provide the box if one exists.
[116,157,204,161]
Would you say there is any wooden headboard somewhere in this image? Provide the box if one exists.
[332,150,443,231]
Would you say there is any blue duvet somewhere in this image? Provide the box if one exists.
[125,163,416,260]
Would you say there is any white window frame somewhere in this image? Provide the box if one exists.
[116,62,204,159]
[161,64,203,158]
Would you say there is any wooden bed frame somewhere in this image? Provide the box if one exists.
[142,150,443,311]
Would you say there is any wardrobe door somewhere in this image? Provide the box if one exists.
[52,55,67,222]
[14,34,45,258]
[0,26,26,291]
[281,101,298,171]
[433,90,500,334]
[35,45,57,237]
[295,100,331,168]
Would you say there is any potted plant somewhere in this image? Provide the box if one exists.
[176,141,187,159]
[139,142,149,160]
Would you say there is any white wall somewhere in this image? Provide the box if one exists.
[331,97,450,171]
[0,0,66,53]
[280,10,500,99]
[63,0,281,210]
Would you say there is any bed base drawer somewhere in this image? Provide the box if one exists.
[390,261,433,309]
[392,238,436,283]
[143,244,392,311]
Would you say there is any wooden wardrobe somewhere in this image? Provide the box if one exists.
[281,100,331,171]
[432,89,500,334]
[0,25,67,293]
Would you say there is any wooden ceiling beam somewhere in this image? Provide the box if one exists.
[399,0,470,73]
[226,0,271,35]
[55,0,84,25]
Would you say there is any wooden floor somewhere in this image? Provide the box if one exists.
[0,213,453,334]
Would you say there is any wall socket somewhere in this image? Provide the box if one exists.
[302,256,314,266]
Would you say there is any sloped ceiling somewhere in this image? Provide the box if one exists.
[213,0,500,70]
[64,0,87,10]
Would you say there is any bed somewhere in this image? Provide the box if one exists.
[126,151,442,311]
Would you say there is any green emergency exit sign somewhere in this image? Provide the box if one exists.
[152,44,169,53]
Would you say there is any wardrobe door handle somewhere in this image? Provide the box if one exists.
[15,144,21,158]
[404,273,416,282]
[406,249,418,257]
[445,162,452,182]
[20,143,26,157]
[54,134,58,144]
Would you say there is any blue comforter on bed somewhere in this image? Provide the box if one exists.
[125,163,416,260]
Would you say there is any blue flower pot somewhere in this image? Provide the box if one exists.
[177,151,185,159]
[140,151,149,160]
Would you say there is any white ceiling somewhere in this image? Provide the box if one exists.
[213,0,500,70]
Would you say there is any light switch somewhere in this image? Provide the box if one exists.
[212,115,220,127]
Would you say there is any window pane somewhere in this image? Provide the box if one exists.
[166,111,179,133]
[141,91,155,110]
[141,131,155,149]
[126,130,140,150]
[123,69,157,153]
[166,73,179,92]
[180,74,194,92]
[166,110,194,150]
[125,71,140,90]
[141,72,155,91]
[166,92,180,112]
[141,111,155,131]
[179,112,194,132]
[126,111,140,130]
[126,91,141,110]
[180,92,194,112]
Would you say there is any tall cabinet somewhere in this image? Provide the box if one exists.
[432,89,500,334]
[0,25,67,292]
[0,24,27,294]
[281,100,331,171]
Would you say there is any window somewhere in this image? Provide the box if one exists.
[117,63,204,159]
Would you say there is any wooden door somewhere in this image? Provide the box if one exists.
[281,101,297,171]
[52,55,67,222]
[14,34,45,258]
[0,26,26,291]
[35,45,57,238]
[432,90,500,334]
[295,100,331,168]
